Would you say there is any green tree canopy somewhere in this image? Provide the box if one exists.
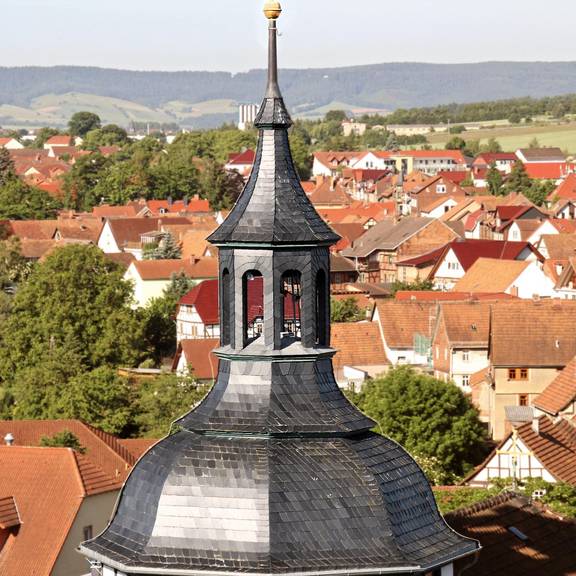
[40,430,86,453]
[350,367,488,482]
[68,111,102,137]
[331,297,365,323]
[0,179,62,220]
[486,164,504,196]
[503,161,532,195]
[0,244,144,380]
[0,148,14,185]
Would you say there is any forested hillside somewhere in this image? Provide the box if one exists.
[4,62,576,128]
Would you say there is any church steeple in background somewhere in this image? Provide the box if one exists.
[80,4,479,574]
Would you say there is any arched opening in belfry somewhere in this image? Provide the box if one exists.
[280,270,302,340]
[221,268,231,346]
[316,269,328,346]
[242,270,264,346]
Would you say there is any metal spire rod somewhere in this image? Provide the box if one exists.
[267,19,281,97]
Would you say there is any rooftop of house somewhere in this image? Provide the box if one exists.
[45,134,73,146]
[227,149,256,165]
[331,322,389,369]
[8,219,57,240]
[534,355,576,416]
[454,258,531,293]
[0,419,154,483]
[517,147,566,162]
[436,301,494,346]
[342,217,434,258]
[548,172,576,202]
[92,204,143,219]
[174,339,220,381]
[179,279,220,325]
[446,492,576,576]
[524,162,575,180]
[375,300,436,349]
[330,253,357,273]
[490,300,576,367]
[146,197,211,214]
[130,258,219,281]
[308,178,351,207]
[105,216,194,247]
[0,445,120,575]
[395,291,517,302]
[473,152,518,164]
[539,233,576,259]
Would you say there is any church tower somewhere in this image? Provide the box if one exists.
[81,3,479,575]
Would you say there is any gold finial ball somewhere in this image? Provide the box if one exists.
[263,1,282,19]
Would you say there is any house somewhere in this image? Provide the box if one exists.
[503,218,557,244]
[125,258,218,307]
[455,258,557,299]
[419,195,461,219]
[533,355,576,418]
[388,150,467,176]
[329,254,359,289]
[308,177,351,208]
[177,279,220,341]
[429,239,541,290]
[0,419,155,576]
[515,147,566,164]
[312,151,360,177]
[546,172,576,206]
[432,302,492,391]
[487,300,576,439]
[172,339,219,381]
[97,216,193,258]
[465,415,576,487]
[446,492,576,576]
[331,322,389,389]
[410,174,467,216]
[342,217,460,283]
[555,257,576,299]
[0,446,121,576]
[146,196,211,215]
[373,300,437,366]
[472,152,517,175]
[551,198,576,220]
[0,137,23,150]
[225,149,256,177]
[524,162,576,181]
[43,134,82,150]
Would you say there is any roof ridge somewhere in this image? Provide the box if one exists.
[445,490,520,519]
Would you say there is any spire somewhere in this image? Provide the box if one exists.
[208,1,339,245]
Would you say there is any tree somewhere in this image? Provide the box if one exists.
[390,279,435,295]
[63,152,110,210]
[144,233,182,260]
[524,180,555,207]
[528,137,541,149]
[331,297,365,323]
[289,129,313,180]
[40,430,86,453]
[134,374,212,438]
[503,161,532,195]
[32,127,60,149]
[140,273,196,363]
[201,159,244,211]
[83,124,129,148]
[324,110,348,123]
[68,111,102,137]
[0,179,62,220]
[351,367,488,482]
[482,138,502,153]
[0,244,144,382]
[58,367,132,435]
[445,136,467,151]
[486,164,504,196]
[385,132,400,151]
[0,148,14,185]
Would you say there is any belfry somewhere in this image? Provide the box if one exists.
[81,3,479,575]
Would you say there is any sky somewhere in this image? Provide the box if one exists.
[1,0,575,72]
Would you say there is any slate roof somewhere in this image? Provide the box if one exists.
[208,129,339,245]
[446,492,576,576]
[342,217,433,258]
[490,300,576,367]
[534,356,576,415]
[331,322,389,368]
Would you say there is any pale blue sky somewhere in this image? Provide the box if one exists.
[2,0,574,71]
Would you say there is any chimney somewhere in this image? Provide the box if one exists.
[532,416,540,436]
[4,433,14,446]
[167,196,173,208]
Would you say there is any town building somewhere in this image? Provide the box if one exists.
[81,5,478,573]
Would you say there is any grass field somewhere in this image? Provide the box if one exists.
[428,122,576,154]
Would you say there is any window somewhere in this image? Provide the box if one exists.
[462,375,470,387]
[83,525,93,541]
[519,394,529,406]
[509,368,529,380]
[462,350,470,362]
[316,270,328,346]
[243,270,263,346]
[221,269,231,345]
[436,184,447,194]
[281,271,302,340]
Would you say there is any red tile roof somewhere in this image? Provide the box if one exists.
[548,172,576,201]
[176,339,220,380]
[179,279,220,325]
[473,152,518,164]
[0,419,138,483]
[8,220,57,240]
[524,163,576,180]
[534,356,576,415]
[446,492,576,576]
[45,135,73,146]
[227,149,256,165]
[131,258,218,281]
[395,291,516,302]
[375,300,436,348]
[105,216,193,247]
[92,204,142,218]
[0,446,118,575]
[331,323,389,368]
[146,198,210,214]
[0,496,20,529]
